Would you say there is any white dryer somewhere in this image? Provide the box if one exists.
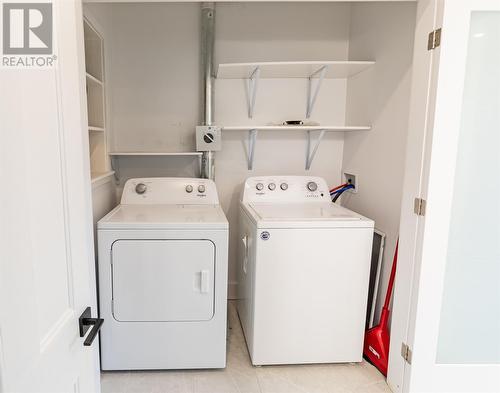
[98,177,228,370]
[237,176,374,365]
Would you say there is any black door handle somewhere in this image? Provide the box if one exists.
[79,307,104,346]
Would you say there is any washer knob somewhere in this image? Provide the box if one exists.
[198,184,206,193]
[185,185,193,193]
[268,183,276,191]
[256,183,264,191]
[280,183,288,191]
[307,181,318,192]
[135,183,147,194]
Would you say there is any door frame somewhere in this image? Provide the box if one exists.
[387,0,441,390]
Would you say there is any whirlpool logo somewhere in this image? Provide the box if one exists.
[2,3,56,67]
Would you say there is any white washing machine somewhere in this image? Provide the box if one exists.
[98,177,228,370]
[237,176,374,365]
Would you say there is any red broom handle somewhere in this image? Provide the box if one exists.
[383,239,399,310]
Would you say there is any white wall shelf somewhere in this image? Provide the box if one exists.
[222,125,371,170]
[222,125,371,132]
[108,152,202,156]
[217,61,375,79]
[86,72,103,86]
[217,61,374,120]
[91,171,115,188]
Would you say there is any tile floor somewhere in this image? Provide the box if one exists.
[101,302,390,393]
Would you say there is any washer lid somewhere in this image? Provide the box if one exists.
[246,202,374,228]
[98,204,228,230]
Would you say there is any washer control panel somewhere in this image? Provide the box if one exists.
[122,177,219,205]
[242,176,330,203]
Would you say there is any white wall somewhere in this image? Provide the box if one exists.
[215,3,351,64]
[104,3,201,152]
[343,2,416,322]
[86,2,352,298]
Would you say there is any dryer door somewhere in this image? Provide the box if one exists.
[111,239,215,322]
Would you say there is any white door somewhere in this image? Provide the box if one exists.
[392,1,500,392]
[0,1,100,392]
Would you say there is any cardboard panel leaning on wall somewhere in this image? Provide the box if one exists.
[342,2,417,323]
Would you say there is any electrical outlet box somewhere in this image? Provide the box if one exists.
[196,125,222,151]
[343,172,358,193]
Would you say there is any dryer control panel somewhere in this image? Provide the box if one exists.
[121,177,220,205]
[242,176,331,203]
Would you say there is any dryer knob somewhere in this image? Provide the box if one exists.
[135,183,147,194]
[280,183,288,191]
[185,185,194,193]
[268,183,276,191]
[256,183,264,191]
[198,184,206,193]
[307,181,318,192]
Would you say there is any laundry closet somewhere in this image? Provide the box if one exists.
[4,0,500,391]
[83,0,416,389]
[77,1,499,392]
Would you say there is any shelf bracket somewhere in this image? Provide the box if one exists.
[110,156,120,182]
[306,129,326,170]
[247,129,258,170]
[247,67,260,118]
[306,65,327,119]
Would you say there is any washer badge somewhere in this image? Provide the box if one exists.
[260,231,271,241]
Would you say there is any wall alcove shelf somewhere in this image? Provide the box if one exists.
[217,61,375,118]
[108,152,203,179]
[84,18,112,184]
[89,126,105,132]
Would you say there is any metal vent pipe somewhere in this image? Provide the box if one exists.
[200,2,215,179]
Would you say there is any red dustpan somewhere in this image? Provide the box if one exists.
[363,239,399,376]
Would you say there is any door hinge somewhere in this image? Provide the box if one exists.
[401,342,413,364]
[428,28,442,50]
[414,197,426,216]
